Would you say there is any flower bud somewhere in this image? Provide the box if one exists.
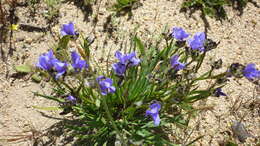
[204,38,219,51]
[211,59,223,69]
[228,63,245,78]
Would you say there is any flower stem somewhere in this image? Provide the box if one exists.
[102,97,126,146]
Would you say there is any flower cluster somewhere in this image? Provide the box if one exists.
[37,22,88,79]
[96,76,116,95]
[172,27,206,52]
[36,50,68,79]
[34,23,260,139]
[37,50,88,79]
[112,51,140,76]
[71,51,88,72]
[36,50,56,71]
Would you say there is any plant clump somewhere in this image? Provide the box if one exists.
[181,0,250,19]
[16,23,260,145]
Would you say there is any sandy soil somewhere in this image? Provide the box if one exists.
[0,0,259,145]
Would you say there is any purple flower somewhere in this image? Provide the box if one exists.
[170,55,186,71]
[188,32,206,51]
[115,51,140,66]
[243,64,260,81]
[67,95,76,102]
[36,50,55,70]
[60,22,78,36]
[52,59,68,79]
[71,51,88,71]
[214,88,227,97]
[128,52,141,66]
[145,102,161,126]
[36,50,68,79]
[171,27,189,41]
[112,62,126,76]
[115,51,127,64]
[96,76,116,95]
[113,51,140,75]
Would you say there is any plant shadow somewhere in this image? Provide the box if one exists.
[33,120,74,146]
[33,111,96,145]
[0,0,50,62]
[33,121,92,145]
[0,0,20,61]
[65,0,93,22]
[180,0,259,34]
[229,0,259,16]
[112,1,142,20]
[180,7,211,34]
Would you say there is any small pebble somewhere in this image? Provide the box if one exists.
[231,121,254,143]
[25,38,33,44]
[16,37,25,42]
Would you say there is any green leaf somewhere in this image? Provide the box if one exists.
[59,35,71,47]
[32,106,62,111]
[14,64,32,73]
[112,0,137,11]
[185,90,211,102]
[33,92,65,103]
[95,99,101,108]
[54,35,71,61]
[182,1,195,8]
[136,129,151,137]
[225,141,238,146]
[118,0,130,5]
[83,37,91,59]
[203,7,216,18]
[123,106,136,119]
[186,135,204,145]
[31,73,42,83]
[133,36,145,56]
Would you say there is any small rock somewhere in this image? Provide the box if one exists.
[251,20,257,25]
[16,37,24,42]
[255,86,260,104]
[22,44,30,51]
[22,83,28,87]
[25,38,33,44]
[255,95,260,104]
[231,121,254,143]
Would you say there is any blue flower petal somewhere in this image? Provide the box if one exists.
[60,22,77,36]
[152,113,160,126]
[243,63,260,80]
[188,32,206,51]
[71,51,88,71]
[97,76,116,95]
[170,55,186,71]
[172,27,189,41]
[112,62,126,76]
[36,50,55,71]
[146,102,161,126]
[67,95,76,102]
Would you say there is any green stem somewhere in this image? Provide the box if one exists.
[102,97,126,146]
[50,74,63,90]
[49,72,74,93]
[195,51,206,72]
